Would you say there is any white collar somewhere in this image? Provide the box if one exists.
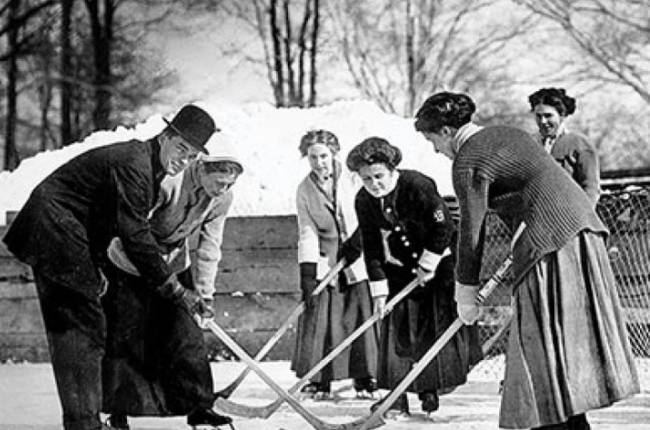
[452,122,483,152]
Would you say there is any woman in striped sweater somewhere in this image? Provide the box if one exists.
[414,92,639,430]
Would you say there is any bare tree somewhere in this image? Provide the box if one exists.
[328,0,536,116]
[4,0,21,171]
[514,0,650,104]
[60,0,74,145]
[217,0,321,107]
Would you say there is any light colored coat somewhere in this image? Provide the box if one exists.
[296,163,367,284]
[108,162,233,298]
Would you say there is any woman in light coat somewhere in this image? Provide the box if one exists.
[415,91,639,430]
[291,129,379,399]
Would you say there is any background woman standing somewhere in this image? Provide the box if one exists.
[291,130,378,400]
[414,91,638,430]
[528,87,600,206]
[346,137,481,417]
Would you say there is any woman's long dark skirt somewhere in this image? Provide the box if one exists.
[291,278,378,383]
[101,266,213,416]
[377,259,482,393]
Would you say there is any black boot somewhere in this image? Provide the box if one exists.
[105,414,129,430]
[353,377,378,399]
[567,414,591,430]
[187,407,234,429]
[313,380,333,401]
[418,391,439,413]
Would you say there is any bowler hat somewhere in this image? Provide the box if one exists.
[164,104,219,154]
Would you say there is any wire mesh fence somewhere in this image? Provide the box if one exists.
[474,185,650,380]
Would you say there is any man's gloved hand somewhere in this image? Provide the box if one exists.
[300,262,318,309]
[415,265,435,286]
[157,275,215,319]
[454,281,481,325]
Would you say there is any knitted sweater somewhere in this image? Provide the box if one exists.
[452,125,607,286]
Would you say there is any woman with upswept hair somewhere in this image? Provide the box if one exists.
[291,129,379,400]
[414,91,638,430]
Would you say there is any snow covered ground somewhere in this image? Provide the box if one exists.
[0,360,648,430]
[0,99,453,223]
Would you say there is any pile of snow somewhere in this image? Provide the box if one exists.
[0,100,453,220]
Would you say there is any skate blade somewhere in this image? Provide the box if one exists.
[355,390,378,400]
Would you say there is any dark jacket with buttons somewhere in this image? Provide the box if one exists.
[355,169,456,294]
[3,139,172,298]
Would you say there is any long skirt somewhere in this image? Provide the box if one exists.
[500,231,640,428]
[377,261,482,393]
[101,266,213,416]
[291,278,378,382]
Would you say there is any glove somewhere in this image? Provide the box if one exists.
[157,275,214,319]
[454,281,480,325]
[373,295,387,319]
[299,262,318,309]
[415,265,435,286]
[337,231,362,266]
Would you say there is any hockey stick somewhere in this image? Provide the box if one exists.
[357,255,514,430]
[214,277,424,419]
[216,259,347,398]
[206,319,383,430]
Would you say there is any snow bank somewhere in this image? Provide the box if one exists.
[0,100,453,220]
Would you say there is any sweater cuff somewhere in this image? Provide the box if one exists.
[369,280,389,297]
[418,247,451,273]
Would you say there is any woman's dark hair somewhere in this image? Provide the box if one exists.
[346,137,402,172]
[298,129,340,157]
[414,92,476,133]
[528,87,576,116]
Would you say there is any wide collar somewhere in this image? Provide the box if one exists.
[452,122,484,153]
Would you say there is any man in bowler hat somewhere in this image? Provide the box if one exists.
[3,104,217,430]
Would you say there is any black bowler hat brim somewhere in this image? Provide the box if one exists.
[163,117,218,154]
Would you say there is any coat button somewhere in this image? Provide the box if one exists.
[404,241,410,247]
[412,252,418,258]
[401,235,407,241]
[411,268,417,274]
[394,226,401,232]
[385,207,392,213]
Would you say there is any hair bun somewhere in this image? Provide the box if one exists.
[346,137,402,172]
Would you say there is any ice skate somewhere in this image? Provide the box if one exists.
[104,414,129,430]
[187,407,235,430]
[311,381,333,401]
[419,391,439,418]
[353,377,378,399]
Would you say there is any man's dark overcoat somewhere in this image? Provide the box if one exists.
[3,138,172,295]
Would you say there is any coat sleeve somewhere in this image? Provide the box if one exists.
[194,194,232,298]
[111,163,172,287]
[574,140,600,207]
[355,192,388,296]
[453,168,489,286]
[296,186,320,264]
[410,175,455,271]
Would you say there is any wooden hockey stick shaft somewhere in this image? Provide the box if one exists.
[216,259,346,398]
[214,277,423,418]
[206,319,381,430]
[358,255,513,430]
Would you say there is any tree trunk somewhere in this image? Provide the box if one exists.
[308,0,318,107]
[296,0,311,106]
[60,0,73,146]
[269,0,285,107]
[4,0,21,171]
[283,0,298,106]
[405,0,416,115]
[85,0,114,130]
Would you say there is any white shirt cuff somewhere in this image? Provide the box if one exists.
[418,247,451,273]
[369,280,389,297]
